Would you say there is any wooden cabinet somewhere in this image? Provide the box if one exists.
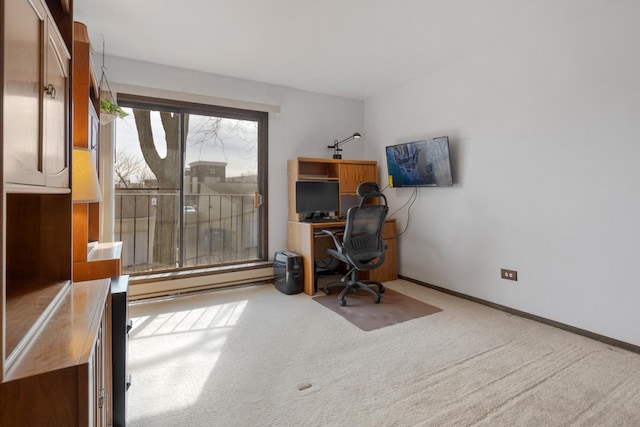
[288,157,378,221]
[73,21,100,149]
[364,219,399,283]
[72,22,124,283]
[3,0,70,189]
[0,279,112,426]
[338,162,377,193]
[43,16,71,187]
[1,1,113,425]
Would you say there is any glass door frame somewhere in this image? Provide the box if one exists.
[116,93,269,271]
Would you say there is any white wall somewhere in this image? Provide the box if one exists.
[101,56,364,259]
[365,3,640,346]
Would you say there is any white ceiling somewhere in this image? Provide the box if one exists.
[74,0,549,100]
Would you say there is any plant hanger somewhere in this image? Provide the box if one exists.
[98,37,127,125]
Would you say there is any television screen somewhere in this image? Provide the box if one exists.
[295,181,340,216]
[385,136,453,187]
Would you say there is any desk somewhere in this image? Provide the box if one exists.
[287,219,398,295]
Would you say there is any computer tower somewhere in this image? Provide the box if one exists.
[273,251,304,294]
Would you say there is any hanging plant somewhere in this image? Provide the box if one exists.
[100,98,128,124]
[98,38,128,125]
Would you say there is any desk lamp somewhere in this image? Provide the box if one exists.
[328,132,361,159]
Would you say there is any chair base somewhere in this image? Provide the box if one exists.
[322,269,384,306]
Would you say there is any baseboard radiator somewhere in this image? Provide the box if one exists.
[129,263,274,300]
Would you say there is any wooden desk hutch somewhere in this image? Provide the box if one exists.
[287,157,398,295]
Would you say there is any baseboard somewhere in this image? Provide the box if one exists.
[129,262,274,300]
[400,275,640,355]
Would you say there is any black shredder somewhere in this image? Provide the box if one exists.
[273,251,304,294]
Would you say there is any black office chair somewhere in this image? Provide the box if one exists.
[321,182,388,306]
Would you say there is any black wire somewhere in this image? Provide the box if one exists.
[392,187,418,237]
[398,187,418,237]
[381,183,418,237]
[387,185,416,218]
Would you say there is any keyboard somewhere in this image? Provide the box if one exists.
[314,228,344,236]
[303,217,343,223]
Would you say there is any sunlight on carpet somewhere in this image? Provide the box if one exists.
[127,299,248,423]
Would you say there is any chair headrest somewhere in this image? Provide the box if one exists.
[356,182,387,207]
[356,182,380,197]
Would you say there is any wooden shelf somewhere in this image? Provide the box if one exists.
[288,157,378,221]
[298,174,338,181]
[74,242,123,282]
[4,183,71,195]
[3,279,110,382]
[5,280,70,361]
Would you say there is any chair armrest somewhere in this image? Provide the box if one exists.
[321,229,343,253]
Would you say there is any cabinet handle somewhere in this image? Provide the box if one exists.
[44,84,56,99]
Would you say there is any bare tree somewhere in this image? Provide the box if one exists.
[115,148,154,188]
[132,109,188,267]
[188,116,257,166]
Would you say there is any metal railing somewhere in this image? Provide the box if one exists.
[115,190,259,273]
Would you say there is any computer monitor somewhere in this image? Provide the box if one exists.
[295,181,340,220]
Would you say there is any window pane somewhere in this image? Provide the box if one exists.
[115,107,180,272]
[184,114,259,266]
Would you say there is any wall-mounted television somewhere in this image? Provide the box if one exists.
[385,136,453,187]
[295,180,340,221]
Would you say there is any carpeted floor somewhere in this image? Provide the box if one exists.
[125,279,640,426]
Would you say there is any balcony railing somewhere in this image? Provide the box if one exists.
[115,190,259,274]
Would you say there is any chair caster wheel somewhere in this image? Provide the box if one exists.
[323,288,331,295]
[339,299,347,306]
[379,286,385,294]
[374,297,381,303]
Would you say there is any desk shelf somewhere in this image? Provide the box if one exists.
[288,157,378,222]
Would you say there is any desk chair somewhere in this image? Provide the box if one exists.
[321,182,388,306]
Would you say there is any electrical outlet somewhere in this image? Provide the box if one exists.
[501,269,518,281]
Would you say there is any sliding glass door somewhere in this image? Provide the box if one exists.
[114,95,268,274]
[183,113,260,266]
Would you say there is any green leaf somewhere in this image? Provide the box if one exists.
[100,99,129,119]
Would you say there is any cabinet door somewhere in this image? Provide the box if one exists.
[94,321,107,427]
[4,0,47,186]
[86,305,109,427]
[339,163,377,193]
[368,237,398,282]
[43,22,70,188]
[365,220,398,282]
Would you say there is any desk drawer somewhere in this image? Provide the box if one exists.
[382,221,396,240]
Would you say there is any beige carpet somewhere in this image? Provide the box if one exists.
[313,287,442,331]
[126,280,640,426]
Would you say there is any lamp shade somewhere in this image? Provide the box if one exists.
[72,148,102,203]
